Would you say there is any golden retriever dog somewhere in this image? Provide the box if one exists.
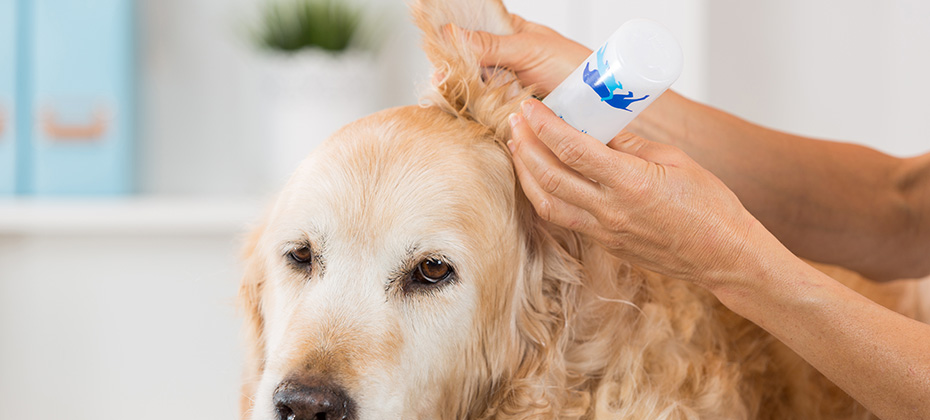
[238,0,922,418]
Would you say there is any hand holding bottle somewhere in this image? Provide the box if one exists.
[445,14,591,95]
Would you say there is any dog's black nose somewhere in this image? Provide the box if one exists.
[273,379,354,420]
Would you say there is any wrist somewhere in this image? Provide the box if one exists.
[704,219,805,318]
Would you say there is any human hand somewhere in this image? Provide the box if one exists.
[508,99,772,287]
[443,15,591,95]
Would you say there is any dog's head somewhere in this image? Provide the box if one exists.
[240,1,586,418]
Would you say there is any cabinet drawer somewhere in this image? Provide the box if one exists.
[30,0,134,195]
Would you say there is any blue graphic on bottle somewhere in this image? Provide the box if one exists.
[582,45,649,112]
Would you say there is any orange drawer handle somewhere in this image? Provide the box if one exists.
[42,108,109,141]
[0,109,6,139]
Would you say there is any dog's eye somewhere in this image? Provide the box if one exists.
[288,246,313,264]
[415,258,453,284]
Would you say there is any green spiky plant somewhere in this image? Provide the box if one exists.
[256,0,363,53]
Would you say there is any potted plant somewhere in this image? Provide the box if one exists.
[253,0,384,185]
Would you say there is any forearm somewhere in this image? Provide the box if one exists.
[631,91,930,280]
[714,227,930,419]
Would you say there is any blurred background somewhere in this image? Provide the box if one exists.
[0,0,927,419]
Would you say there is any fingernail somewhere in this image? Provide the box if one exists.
[442,23,455,39]
[508,112,520,128]
[444,23,466,39]
[431,71,445,86]
[506,140,515,154]
[521,99,532,116]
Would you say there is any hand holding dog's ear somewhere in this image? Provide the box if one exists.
[444,15,591,95]
[509,99,773,288]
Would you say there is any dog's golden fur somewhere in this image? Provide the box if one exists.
[239,0,922,418]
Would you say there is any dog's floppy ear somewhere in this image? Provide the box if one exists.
[238,224,267,419]
[412,0,535,139]
[485,223,590,417]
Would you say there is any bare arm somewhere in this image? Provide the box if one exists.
[629,92,930,280]
[717,224,930,419]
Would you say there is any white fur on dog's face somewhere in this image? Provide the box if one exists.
[248,106,525,419]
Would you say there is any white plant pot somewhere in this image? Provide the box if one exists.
[257,49,383,185]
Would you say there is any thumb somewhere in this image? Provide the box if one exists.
[445,23,521,69]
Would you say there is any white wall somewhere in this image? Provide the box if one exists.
[138,0,427,196]
[706,0,930,157]
[138,0,267,195]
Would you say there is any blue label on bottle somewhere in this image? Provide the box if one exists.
[582,45,649,112]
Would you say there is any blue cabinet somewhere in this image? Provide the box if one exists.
[29,0,134,195]
[0,0,15,194]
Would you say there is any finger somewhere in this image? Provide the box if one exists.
[444,23,524,69]
[510,113,603,210]
[511,144,600,234]
[607,131,686,167]
[519,99,631,183]
[520,99,661,189]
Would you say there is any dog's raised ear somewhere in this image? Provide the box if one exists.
[412,0,534,139]
[238,224,267,419]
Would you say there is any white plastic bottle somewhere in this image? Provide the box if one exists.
[542,19,683,143]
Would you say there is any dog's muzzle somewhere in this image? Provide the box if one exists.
[273,377,356,420]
